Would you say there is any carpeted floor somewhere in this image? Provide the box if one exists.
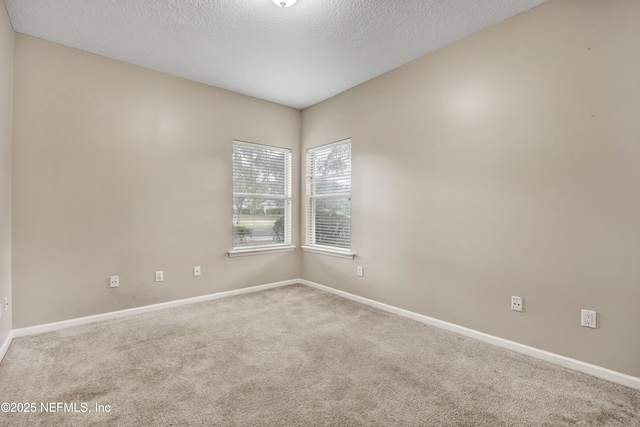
[0,284,639,426]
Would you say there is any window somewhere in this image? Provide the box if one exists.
[231,141,293,255]
[304,139,352,257]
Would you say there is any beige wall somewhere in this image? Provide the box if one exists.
[12,34,301,328]
[301,0,640,377]
[0,2,13,345]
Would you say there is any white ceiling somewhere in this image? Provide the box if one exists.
[4,0,548,109]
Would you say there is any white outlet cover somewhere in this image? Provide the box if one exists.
[357,266,364,277]
[194,266,201,277]
[511,296,523,312]
[155,271,164,282]
[109,275,119,288]
[581,309,597,328]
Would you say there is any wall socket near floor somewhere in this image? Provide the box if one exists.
[0,296,8,319]
[109,275,119,288]
[155,271,164,282]
[581,309,597,329]
[357,266,364,277]
[511,296,523,312]
[194,266,201,277]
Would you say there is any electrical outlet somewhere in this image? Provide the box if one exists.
[581,309,597,329]
[357,266,364,277]
[511,296,523,312]
[4,296,8,313]
[155,271,164,282]
[109,275,119,288]
[194,266,201,277]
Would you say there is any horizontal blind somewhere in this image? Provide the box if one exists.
[233,141,291,248]
[306,139,351,249]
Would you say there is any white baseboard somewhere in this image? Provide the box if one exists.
[300,279,640,391]
[7,277,639,391]
[0,330,13,363]
[12,279,298,338]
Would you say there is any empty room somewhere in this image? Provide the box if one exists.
[0,0,639,425]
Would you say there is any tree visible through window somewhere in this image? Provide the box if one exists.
[306,139,351,250]
[232,141,292,248]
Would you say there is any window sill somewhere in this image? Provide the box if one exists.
[301,246,355,259]
[228,245,296,258]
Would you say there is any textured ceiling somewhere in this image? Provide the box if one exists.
[4,0,548,109]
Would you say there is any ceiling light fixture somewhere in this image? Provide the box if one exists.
[272,0,297,7]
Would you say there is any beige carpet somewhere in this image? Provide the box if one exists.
[0,284,638,426]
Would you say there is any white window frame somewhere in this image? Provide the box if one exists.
[228,140,295,257]
[302,138,354,259]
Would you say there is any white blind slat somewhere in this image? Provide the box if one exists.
[233,142,292,249]
[306,139,351,250]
